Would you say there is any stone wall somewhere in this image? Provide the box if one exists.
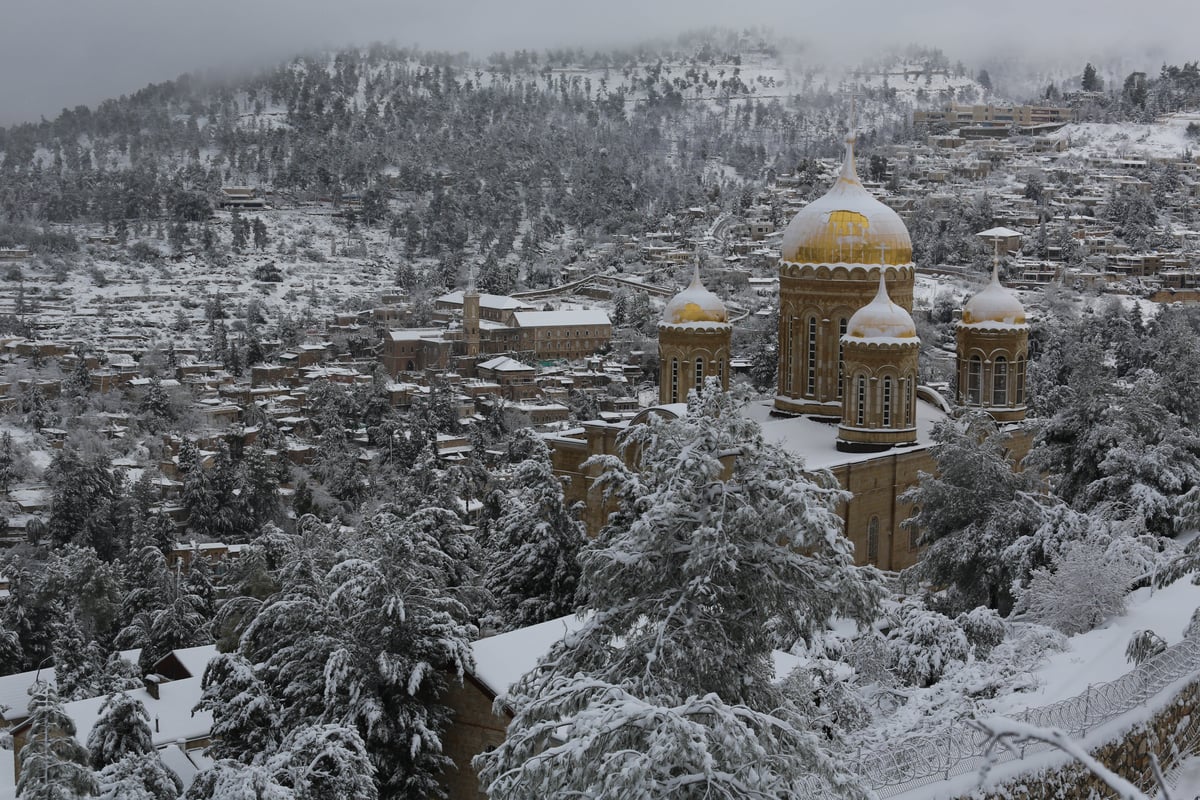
[968,678,1200,799]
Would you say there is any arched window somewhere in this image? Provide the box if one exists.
[1015,356,1026,405]
[837,318,848,399]
[806,316,818,397]
[967,356,982,404]
[695,357,704,393]
[992,356,1008,407]
[867,516,879,564]
[856,375,866,426]
[882,376,893,427]
[670,358,679,403]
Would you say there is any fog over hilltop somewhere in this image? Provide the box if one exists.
[1,0,1193,125]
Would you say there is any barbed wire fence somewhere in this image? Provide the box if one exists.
[843,632,1200,798]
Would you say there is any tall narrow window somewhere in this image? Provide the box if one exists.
[837,318,847,399]
[717,359,725,386]
[806,317,817,397]
[903,377,913,425]
[670,358,679,403]
[785,319,794,393]
[856,375,866,426]
[992,356,1008,406]
[867,516,879,564]
[695,357,704,394]
[1015,356,1027,405]
[967,356,982,404]
[882,377,893,427]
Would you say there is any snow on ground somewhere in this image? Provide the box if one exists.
[993,575,1200,714]
[1050,115,1199,160]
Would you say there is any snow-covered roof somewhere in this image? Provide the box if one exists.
[0,667,56,721]
[63,676,211,749]
[477,356,534,372]
[159,644,219,680]
[976,226,1023,239]
[745,396,948,472]
[471,614,806,702]
[511,310,611,328]
[436,291,534,310]
[387,327,446,342]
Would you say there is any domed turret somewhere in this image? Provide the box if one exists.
[658,263,732,405]
[780,136,912,266]
[955,262,1030,422]
[846,274,917,340]
[961,264,1027,326]
[662,265,728,324]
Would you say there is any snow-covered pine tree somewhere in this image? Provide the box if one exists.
[87,692,155,769]
[269,724,376,800]
[95,752,181,800]
[318,507,476,799]
[484,432,584,631]
[477,382,880,798]
[901,411,1043,614]
[194,653,279,763]
[184,760,293,800]
[16,682,98,800]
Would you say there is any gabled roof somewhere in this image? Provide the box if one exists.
[511,310,611,328]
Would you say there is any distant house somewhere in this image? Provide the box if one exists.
[217,187,266,209]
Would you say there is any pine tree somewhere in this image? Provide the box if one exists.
[270,724,376,800]
[194,653,279,763]
[96,752,181,800]
[16,682,98,800]
[484,433,584,631]
[477,384,880,798]
[87,693,155,769]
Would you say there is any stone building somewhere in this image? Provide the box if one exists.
[549,127,1033,569]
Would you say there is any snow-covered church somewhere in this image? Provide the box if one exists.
[550,132,1032,571]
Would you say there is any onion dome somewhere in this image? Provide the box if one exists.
[661,264,728,324]
[961,264,1027,326]
[780,135,912,266]
[846,274,918,340]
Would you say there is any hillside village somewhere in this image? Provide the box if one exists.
[1,35,1200,800]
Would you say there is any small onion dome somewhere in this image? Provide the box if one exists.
[780,135,913,266]
[846,273,917,340]
[662,264,728,324]
[961,265,1027,326]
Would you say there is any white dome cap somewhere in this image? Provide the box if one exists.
[962,264,1027,326]
[846,273,918,340]
[780,135,913,266]
[662,264,728,324]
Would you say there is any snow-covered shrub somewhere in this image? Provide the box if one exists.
[1185,607,1200,639]
[846,631,893,686]
[886,601,969,687]
[956,606,1006,658]
[1018,539,1138,635]
[1124,629,1167,666]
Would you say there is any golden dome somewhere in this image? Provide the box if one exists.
[961,264,1027,326]
[781,136,912,266]
[662,265,728,324]
[846,274,918,340]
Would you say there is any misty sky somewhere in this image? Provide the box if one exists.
[0,0,1193,126]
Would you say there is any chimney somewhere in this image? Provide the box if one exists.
[142,673,162,700]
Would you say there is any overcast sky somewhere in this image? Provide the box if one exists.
[0,0,1192,126]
